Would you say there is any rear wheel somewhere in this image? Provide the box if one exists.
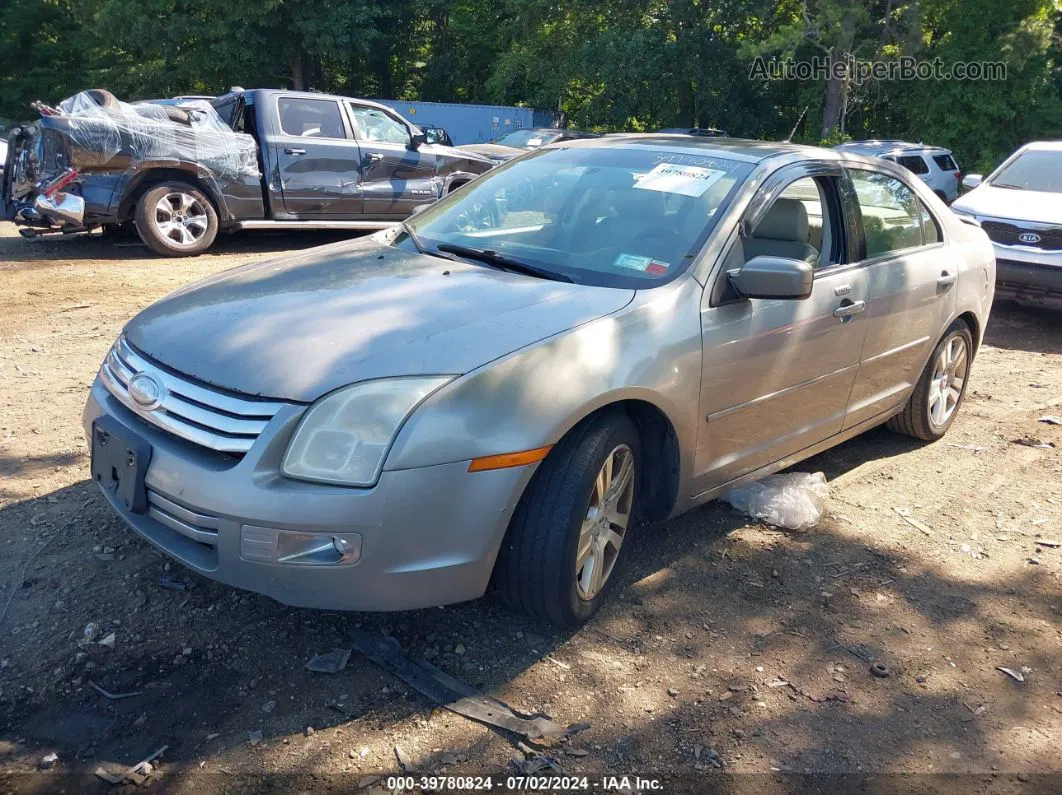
[495,413,640,627]
[887,319,973,440]
[134,182,218,257]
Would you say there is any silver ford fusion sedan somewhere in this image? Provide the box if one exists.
[84,136,995,627]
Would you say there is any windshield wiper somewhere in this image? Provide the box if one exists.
[436,243,573,283]
[992,182,1027,190]
[401,221,430,254]
[402,222,460,263]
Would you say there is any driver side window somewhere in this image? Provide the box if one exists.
[348,105,411,146]
[742,176,836,269]
[711,173,842,305]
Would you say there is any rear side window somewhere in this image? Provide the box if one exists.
[278,98,347,139]
[918,202,942,244]
[932,153,958,171]
[849,170,924,258]
[896,155,930,175]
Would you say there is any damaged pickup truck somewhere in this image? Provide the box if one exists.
[1,88,493,256]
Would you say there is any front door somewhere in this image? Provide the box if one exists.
[694,166,869,493]
[842,168,958,428]
[271,95,364,217]
[346,103,439,218]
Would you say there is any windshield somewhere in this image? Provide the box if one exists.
[990,150,1062,193]
[491,129,559,149]
[398,146,752,288]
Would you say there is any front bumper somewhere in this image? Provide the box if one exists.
[992,244,1062,310]
[83,378,534,611]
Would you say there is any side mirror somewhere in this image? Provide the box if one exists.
[962,174,982,190]
[728,256,814,300]
[409,130,427,149]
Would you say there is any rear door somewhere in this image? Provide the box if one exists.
[695,163,870,491]
[271,95,363,218]
[841,167,958,428]
[346,103,438,218]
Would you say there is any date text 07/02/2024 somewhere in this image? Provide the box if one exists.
[384,775,664,791]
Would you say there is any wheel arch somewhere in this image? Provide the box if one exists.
[955,310,981,353]
[539,394,683,525]
[117,166,228,223]
[442,171,481,194]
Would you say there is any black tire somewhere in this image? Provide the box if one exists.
[161,106,192,125]
[887,319,974,440]
[84,88,120,110]
[134,182,218,257]
[495,412,641,627]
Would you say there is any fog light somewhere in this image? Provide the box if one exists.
[241,525,362,566]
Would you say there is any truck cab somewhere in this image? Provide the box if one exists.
[214,89,491,225]
[2,88,493,256]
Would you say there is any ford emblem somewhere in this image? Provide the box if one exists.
[1018,232,1042,245]
[128,372,165,411]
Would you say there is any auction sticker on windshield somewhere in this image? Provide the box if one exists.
[614,253,670,274]
[635,163,727,197]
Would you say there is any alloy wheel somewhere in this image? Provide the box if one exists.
[153,191,209,248]
[928,333,969,427]
[575,444,635,601]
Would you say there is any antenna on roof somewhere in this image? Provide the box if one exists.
[785,107,808,143]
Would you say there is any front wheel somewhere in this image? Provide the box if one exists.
[887,319,974,440]
[134,182,218,257]
[495,413,640,627]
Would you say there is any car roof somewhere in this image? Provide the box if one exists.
[230,89,402,117]
[657,127,727,135]
[835,139,951,157]
[551,134,833,164]
[1020,140,1062,152]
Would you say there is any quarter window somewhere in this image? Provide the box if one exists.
[277,98,347,139]
[918,202,942,244]
[850,170,924,258]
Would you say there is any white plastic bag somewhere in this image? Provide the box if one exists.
[723,472,828,531]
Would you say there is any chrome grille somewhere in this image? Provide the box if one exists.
[100,336,286,454]
[147,490,219,546]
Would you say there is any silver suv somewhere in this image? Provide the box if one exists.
[834,140,961,203]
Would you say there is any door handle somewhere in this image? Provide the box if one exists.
[833,299,866,319]
[937,271,957,288]
[366,153,384,163]
[284,147,306,155]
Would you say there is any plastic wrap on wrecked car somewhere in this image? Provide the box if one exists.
[53,91,259,180]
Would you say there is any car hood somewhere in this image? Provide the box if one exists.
[124,237,634,403]
[952,184,1062,225]
[457,143,525,161]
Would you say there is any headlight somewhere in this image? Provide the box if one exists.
[282,377,453,487]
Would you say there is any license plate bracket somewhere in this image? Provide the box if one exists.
[91,416,152,513]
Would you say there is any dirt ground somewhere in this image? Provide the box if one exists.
[1,223,1060,794]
